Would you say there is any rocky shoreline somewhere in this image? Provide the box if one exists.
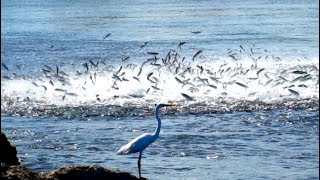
[0,132,143,180]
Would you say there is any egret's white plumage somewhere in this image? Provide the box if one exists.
[117,133,154,155]
[117,103,175,178]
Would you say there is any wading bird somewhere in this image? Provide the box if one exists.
[117,103,175,178]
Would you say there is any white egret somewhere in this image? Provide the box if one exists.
[117,103,175,178]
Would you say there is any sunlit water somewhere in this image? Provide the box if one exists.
[2,109,319,179]
[1,0,319,179]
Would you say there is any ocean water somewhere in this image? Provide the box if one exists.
[1,0,319,179]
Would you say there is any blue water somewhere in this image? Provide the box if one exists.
[1,0,319,179]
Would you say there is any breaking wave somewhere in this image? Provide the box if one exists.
[1,47,319,118]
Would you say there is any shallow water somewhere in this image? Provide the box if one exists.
[2,108,319,179]
[1,0,319,179]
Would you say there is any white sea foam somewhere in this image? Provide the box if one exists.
[1,55,318,113]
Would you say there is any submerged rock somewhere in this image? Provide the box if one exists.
[0,132,20,165]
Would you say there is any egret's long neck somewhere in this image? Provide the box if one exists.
[152,106,162,142]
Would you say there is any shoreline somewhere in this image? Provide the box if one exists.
[1,164,143,180]
[0,132,143,180]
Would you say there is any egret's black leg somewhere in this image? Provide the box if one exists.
[138,152,142,179]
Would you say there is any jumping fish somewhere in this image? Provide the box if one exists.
[208,84,217,89]
[151,63,161,67]
[115,66,122,75]
[240,45,245,52]
[137,67,142,77]
[181,93,194,101]
[175,77,184,84]
[177,42,186,49]
[191,31,201,34]
[103,33,111,39]
[49,80,54,86]
[82,63,89,72]
[147,52,159,56]
[16,65,21,71]
[250,48,254,54]
[90,75,95,84]
[140,42,148,48]
[301,74,311,81]
[31,82,39,87]
[235,82,248,88]
[209,77,220,84]
[112,74,122,81]
[44,65,53,71]
[90,60,99,68]
[292,70,307,74]
[175,65,180,74]
[66,92,78,96]
[121,56,130,62]
[298,84,308,88]
[291,76,304,83]
[278,76,288,82]
[229,54,237,61]
[122,77,129,81]
[256,68,265,75]
[196,65,204,74]
[151,86,160,90]
[265,79,273,85]
[2,63,9,71]
[192,50,202,61]
[133,76,140,82]
[41,85,47,91]
[42,69,51,74]
[54,88,66,92]
[2,75,11,80]
[147,72,153,80]
[56,65,59,75]
[288,89,299,96]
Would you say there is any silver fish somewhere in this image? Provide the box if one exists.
[181,93,194,101]
[192,50,202,61]
[288,89,299,96]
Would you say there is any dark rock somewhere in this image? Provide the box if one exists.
[1,164,143,180]
[44,165,142,180]
[0,132,144,179]
[1,163,42,179]
[0,132,20,165]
